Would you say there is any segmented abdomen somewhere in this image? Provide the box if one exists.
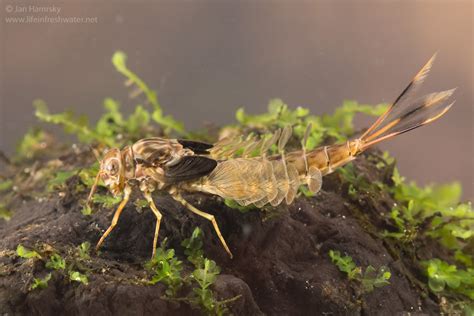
[194,154,322,207]
[195,126,328,207]
[196,157,295,207]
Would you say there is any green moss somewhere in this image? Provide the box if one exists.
[47,170,77,192]
[224,198,256,213]
[0,179,13,192]
[78,163,101,187]
[133,199,149,213]
[338,162,383,200]
[423,258,474,300]
[76,242,91,261]
[112,51,186,136]
[26,50,187,154]
[16,244,42,260]
[372,151,395,170]
[181,227,205,267]
[69,270,89,285]
[145,239,184,297]
[236,98,387,149]
[329,250,391,293]
[15,244,91,289]
[91,194,122,208]
[337,148,472,309]
[190,258,230,315]
[0,204,12,221]
[182,228,239,315]
[384,167,473,253]
[145,229,239,314]
[30,273,52,291]
[15,128,49,160]
[45,253,66,270]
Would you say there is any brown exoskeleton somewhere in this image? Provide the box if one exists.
[88,54,454,259]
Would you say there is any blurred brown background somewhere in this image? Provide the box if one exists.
[0,1,472,199]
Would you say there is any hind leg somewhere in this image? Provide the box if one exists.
[172,194,233,258]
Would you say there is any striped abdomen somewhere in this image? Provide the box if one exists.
[194,156,301,207]
[285,140,360,177]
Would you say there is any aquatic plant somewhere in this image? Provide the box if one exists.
[145,228,239,315]
[15,244,91,289]
[329,250,391,293]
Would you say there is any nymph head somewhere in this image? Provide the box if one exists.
[86,148,125,206]
[99,148,125,195]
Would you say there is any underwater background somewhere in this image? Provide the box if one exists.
[1,1,472,199]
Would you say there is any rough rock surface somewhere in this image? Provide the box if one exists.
[0,148,441,315]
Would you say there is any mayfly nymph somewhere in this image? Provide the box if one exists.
[87,54,454,259]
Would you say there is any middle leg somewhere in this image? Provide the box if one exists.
[143,192,163,259]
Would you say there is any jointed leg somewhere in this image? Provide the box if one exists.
[86,171,101,207]
[143,192,163,259]
[172,194,233,258]
[96,186,132,252]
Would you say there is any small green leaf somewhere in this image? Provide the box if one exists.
[428,276,446,292]
[45,254,66,270]
[34,99,116,147]
[329,250,360,280]
[182,227,204,267]
[0,204,12,221]
[16,128,48,160]
[81,205,93,216]
[0,180,13,192]
[134,199,149,212]
[30,273,52,290]
[91,194,122,208]
[235,108,246,124]
[391,167,405,187]
[47,170,77,191]
[111,50,186,136]
[423,258,474,299]
[77,242,91,260]
[193,259,220,290]
[431,182,462,208]
[69,271,89,285]
[126,105,150,135]
[454,250,473,267]
[78,163,102,188]
[95,98,124,137]
[16,244,42,259]
[299,186,316,198]
[224,198,256,213]
[112,50,128,73]
[152,110,186,135]
[145,240,183,296]
[189,257,225,314]
[329,250,390,293]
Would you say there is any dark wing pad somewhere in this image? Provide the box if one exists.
[178,140,213,154]
[164,156,217,183]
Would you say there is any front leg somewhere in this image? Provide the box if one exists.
[96,186,132,252]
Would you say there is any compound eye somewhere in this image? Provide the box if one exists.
[106,160,119,176]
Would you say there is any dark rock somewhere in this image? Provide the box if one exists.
[0,150,441,315]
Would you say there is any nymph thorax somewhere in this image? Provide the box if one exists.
[132,138,194,167]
